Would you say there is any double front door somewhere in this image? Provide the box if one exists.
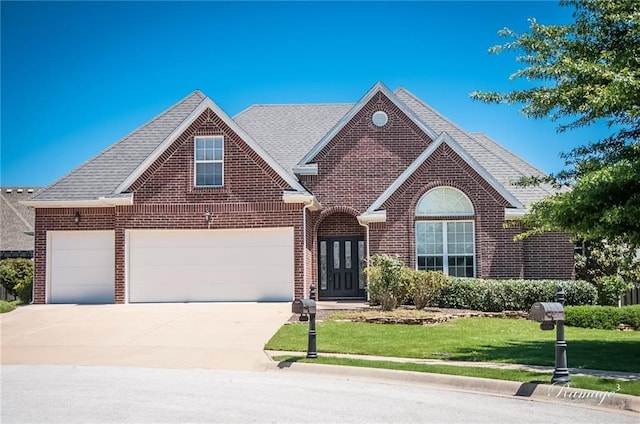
[318,236,365,299]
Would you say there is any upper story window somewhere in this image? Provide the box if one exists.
[194,136,224,187]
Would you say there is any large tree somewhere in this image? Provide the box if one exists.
[471,0,640,247]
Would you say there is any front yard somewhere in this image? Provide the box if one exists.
[266,315,640,395]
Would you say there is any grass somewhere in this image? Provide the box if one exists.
[273,355,640,397]
[0,300,20,313]
[265,317,640,373]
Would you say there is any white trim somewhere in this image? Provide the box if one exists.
[297,81,438,166]
[415,220,476,277]
[46,231,53,303]
[21,194,134,208]
[357,210,387,224]
[193,135,224,187]
[366,132,525,214]
[282,191,321,211]
[505,208,527,220]
[293,164,318,175]
[115,97,307,194]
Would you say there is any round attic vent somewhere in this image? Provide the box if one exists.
[372,111,388,127]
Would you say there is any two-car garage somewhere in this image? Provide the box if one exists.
[47,228,295,304]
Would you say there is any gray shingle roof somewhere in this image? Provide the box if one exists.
[1,188,39,253]
[30,84,556,208]
[233,104,353,176]
[394,88,557,206]
[30,91,205,201]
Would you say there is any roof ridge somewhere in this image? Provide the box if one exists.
[31,91,205,200]
[233,102,353,119]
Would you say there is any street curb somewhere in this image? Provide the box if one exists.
[266,360,639,415]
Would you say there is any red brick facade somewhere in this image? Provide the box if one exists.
[32,89,575,304]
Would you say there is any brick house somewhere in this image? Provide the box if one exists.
[24,82,574,304]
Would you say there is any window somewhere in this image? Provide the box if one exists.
[194,136,223,187]
[415,187,475,277]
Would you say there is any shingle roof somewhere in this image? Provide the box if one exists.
[30,91,205,201]
[393,87,557,206]
[29,84,556,208]
[233,104,353,175]
[1,187,39,253]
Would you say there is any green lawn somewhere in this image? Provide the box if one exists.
[0,300,19,313]
[265,317,640,373]
[273,355,640,397]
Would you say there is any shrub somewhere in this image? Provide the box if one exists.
[0,258,33,303]
[365,254,407,311]
[408,270,447,310]
[565,305,640,330]
[595,275,632,306]
[434,278,597,312]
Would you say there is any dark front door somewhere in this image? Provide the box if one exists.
[318,236,365,299]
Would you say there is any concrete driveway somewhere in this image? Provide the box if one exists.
[0,303,292,370]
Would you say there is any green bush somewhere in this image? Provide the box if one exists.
[595,275,632,306]
[434,278,597,312]
[365,254,408,311]
[565,305,640,330]
[408,270,447,310]
[0,258,33,303]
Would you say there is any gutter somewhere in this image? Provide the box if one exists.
[20,194,134,208]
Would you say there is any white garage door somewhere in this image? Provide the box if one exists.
[127,228,294,303]
[48,231,115,304]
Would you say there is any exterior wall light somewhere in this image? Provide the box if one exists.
[204,209,213,229]
[74,211,81,224]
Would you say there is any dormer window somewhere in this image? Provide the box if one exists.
[194,136,224,187]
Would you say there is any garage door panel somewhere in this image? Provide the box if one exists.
[127,228,294,303]
[49,231,115,304]
[52,249,114,269]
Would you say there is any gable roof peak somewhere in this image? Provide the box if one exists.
[297,81,438,165]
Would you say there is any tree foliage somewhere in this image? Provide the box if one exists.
[0,258,33,303]
[471,0,640,246]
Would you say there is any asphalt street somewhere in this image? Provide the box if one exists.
[2,365,636,423]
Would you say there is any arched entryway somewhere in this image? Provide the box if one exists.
[316,211,366,300]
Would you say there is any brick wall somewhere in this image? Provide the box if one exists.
[524,232,575,280]
[33,106,307,304]
[301,92,432,212]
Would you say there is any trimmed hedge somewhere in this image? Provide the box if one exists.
[434,278,597,312]
[565,305,640,330]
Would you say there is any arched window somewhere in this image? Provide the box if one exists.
[416,187,474,216]
[415,187,475,277]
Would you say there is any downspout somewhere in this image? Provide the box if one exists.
[302,202,313,299]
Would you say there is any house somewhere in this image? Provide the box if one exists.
[23,82,575,304]
[1,187,38,259]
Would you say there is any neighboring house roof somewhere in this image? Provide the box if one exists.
[1,187,39,254]
[26,82,556,209]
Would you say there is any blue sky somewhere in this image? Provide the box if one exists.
[1,1,610,187]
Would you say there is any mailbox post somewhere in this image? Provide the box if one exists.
[528,284,570,384]
[291,286,317,359]
[552,285,570,384]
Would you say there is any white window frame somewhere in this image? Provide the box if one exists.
[415,220,476,277]
[194,136,224,187]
